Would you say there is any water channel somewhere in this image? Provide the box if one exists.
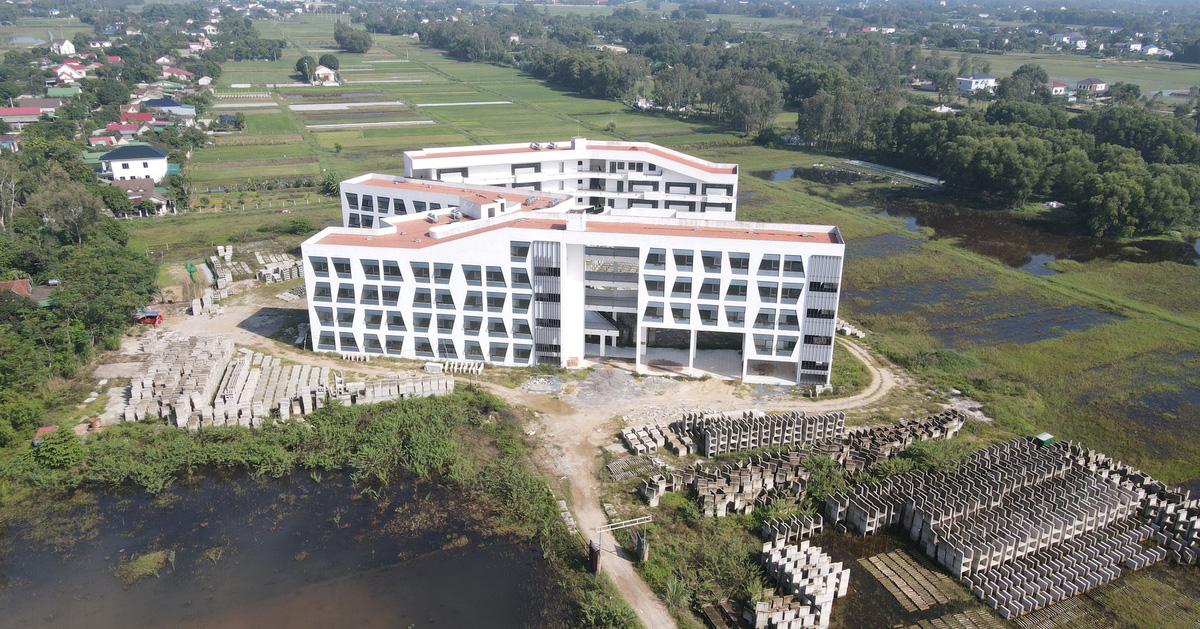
[0,474,558,628]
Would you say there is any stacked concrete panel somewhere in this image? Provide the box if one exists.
[622,424,667,455]
[674,410,845,457]
[763,514,824,546]
[746,539,850,629]
[116,332,455,429]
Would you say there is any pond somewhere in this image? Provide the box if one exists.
[754,167,874,185]
[0,474,559,628]
[875,198,1200,275]
[6,36,43,44]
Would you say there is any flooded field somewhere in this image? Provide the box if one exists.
[755,167,875,185]
[0,474,560,629]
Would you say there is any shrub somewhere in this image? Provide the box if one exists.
[34,428,83,469]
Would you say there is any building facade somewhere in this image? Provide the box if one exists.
[402,137,740,220]
[303,174,845,386]
[99,145,169,182]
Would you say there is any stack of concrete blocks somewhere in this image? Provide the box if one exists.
[347,373,455,405]
[763,514,824,546]
[963,519,1162,619]
[835,410,965,472]
[209,246,234,291]
[674,410,845,457]
[441,360,484,376]
[123,333,234,427]
[622,424,667,455]
[257,253,303,284]
[747,539,850,629]
[639,449,815,516]
[834,318,866,338]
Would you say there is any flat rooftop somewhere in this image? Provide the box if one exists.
[406,139,737,176]
[311,214,840,251]
[352,176,568,210]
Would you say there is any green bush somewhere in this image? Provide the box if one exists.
[34,428,83,469]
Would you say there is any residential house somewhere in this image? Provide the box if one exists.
[88,38,113,49]
[54,61,86,83]
[1051,32,1088,50]
[0,135,20,152]
[0,279,52,305]
[155,55,175,66]
[161,67,194,81]
[1114,40,1142,52]
[141,98,196,126]
[0,107,46,130]
[197,75,213,87]
[956,74,997,94]
[88,135,123,148]
[105,123,143,138]
[46,86,81,98]
[125,27,142,36]
[99,145,169,182]
[1044,81,1071,96]
[312,65,337,86]
[16,97,61,112]
[121,112,154,125]
[49,38,75,55]
[201,24,219,35]
[1076,78,1107,94]
[106,177,173,215]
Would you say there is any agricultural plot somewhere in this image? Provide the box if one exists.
[982,52,1200,95]
[0,19,92,50]
[242,113,300,135]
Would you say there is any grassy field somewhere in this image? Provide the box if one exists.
[0,17,93,51]
[984,52,1200,94]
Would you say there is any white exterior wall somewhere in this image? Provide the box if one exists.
[302,215,844,386]
[105,157,168,183]
[403,138,740,220]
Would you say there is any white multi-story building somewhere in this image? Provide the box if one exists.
[402,137,741,220]
[303,174,845,386]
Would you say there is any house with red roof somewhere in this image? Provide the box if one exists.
[121,112,154,124]
[0,107,45,130]
[161,67,194,81]
[55,62,87,83]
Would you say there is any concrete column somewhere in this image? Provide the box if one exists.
[634,325,644,374]
[688,328,697,376]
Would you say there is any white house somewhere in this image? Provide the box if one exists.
[49,39,75,55]
[304,175,844,386]
[403,138,740,221]
[54,62,87,83]
[87,38,113,49]
[956,74,997,94]
[1044,81,1070,96]
[312,64,338,86]
[1076,78,1107,94]
[99,145,169,183]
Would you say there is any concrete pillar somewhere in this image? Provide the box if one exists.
[688,328,697,376]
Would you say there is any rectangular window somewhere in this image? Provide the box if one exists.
[804,334,833,346]
[344,192,358,209]
[753,334,773,355]
[382,286,400,306]
[464,265,482,285]
[361,260,380,279]
[413,288,431,308]
[364,310,382,329]
[807,308,835,320]
[513,320,532,339]
[383,261,403,281]
[511,268,531,289]
[779,311,799,330]
[339,332,358,352]
[487,292,506,312]
[394,198,408,215]
[414,337,434,357]
[513,345,532,363]
[411,262,430,282]
[535,318,560,328]
[437,314,455,334]
[701,251,721,273]
[377,197,390,214]
[385,335,404,354]
[673,249,694,272]
[413,313,431,332]
[437,339,457,359]
[755,309,776,329]
[781,283,804,303]
[726,280,748,301]
[759,254,780,275]
[645,248,666,270]
[644,275,665,297]
[360,285,379,304]
[643,302,664,322]
[361,195,373,212]
[729,253,750,275]
[488,318,507,337]
[361,215,374,229]
[317,332,336,350]
[464,291,483,311]
[802,361,830,372]
[434,263,453,284]
[777,337,797,355]
[698,304,718,325]
[364,334,383,353]
[413,200,427,213]
[783,256,804,276]
[698,279,720,299]
[387,311,406,331]
[489,343,508,362]
[512,294,532,313]
[435,289,455,309]
[347,214,360,228]
[464,341,484,360]
[336,284,355,303]
[314,307,333,327]
[486,267,505,287]
[671,303,690,324]
[725,306,745,327]
[810,281,839,293]
[332,258,352,277]
[464,316,482,336]
[310,257,329,276]
[535,293,560,303]
[758,282,778,303]
[511,241,530,262]
[671,278,692,299]
[313,282,332,302]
